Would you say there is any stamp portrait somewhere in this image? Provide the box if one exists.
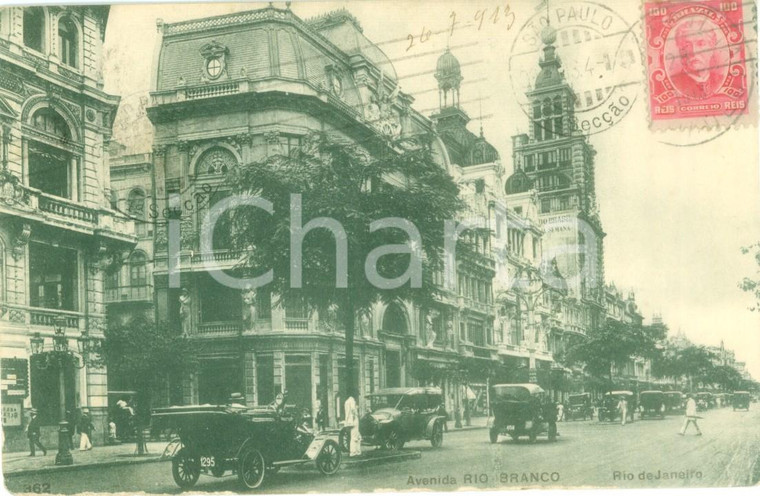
[644,0,755,127]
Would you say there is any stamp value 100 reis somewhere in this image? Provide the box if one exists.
[644,0,757,129]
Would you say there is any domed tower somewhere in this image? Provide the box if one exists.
[435,48,463,109]
[510,22,606,319]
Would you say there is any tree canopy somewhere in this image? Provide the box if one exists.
[560,319,663,390]
[223,133,469,397]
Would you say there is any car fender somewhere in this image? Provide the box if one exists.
[425,416,446,438]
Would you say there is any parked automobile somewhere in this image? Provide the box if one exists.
[488,383,557,443]
[565,393,593,421]
[732,391,750,411]
[152,401,349,490]
[696,392,714,411]
[663,391,685,415]
[598,391,636,423]
[638,391,665,419]
[359,387,446,451]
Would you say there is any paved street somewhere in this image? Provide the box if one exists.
[4,406,759,493]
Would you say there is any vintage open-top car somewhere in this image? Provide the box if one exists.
[638,391,665,419]
[565,393,593,421]
[663,391,685,415]
[732,391,750,411]
[359,387,446,451]
[488,383,557,444]
[152,401,349,490]
[598,391,636,422]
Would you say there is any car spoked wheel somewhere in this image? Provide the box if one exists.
[430,423,443,448]
[172,449,200,489]
[338,429,350,453]
[316,440,341,475]
[238,447,266,489]
[383,430,402,451]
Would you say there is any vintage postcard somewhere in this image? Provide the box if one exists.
[0,0,758,494]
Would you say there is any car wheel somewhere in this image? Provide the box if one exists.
[238,447,266,489]
[431,423,444,448]
[383,430,402,451]
[338,429,350,454]
[316,440,341,475]
[210,463,226,478]
[172,449,200,489]
[489,428,499,444]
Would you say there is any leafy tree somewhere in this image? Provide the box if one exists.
[676,345,716,391]
[224,133,467,398]
[103,317,197,452]
[562,320,662,391]
[739,242,760,311]
[706,365,744,391]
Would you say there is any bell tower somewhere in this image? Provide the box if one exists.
[510,25,605,314]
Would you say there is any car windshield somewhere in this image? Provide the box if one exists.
[492,386,532,402]
[569,395,587,404]
[370,394,405,410]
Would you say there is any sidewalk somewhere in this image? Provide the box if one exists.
[445,415,489,432]
[2,442,168,478]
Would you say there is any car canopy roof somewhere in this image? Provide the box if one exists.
[606,390,634,396]
[491,384,546,399]
[366,387,442,396]
[640,390,664,395]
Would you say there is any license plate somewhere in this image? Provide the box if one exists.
[200,456,216,468]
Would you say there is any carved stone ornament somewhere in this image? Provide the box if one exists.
[200,41,229,81]
[0,170,30,208]
[12,222,31,260]
[88,240,110,275]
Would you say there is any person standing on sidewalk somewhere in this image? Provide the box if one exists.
[78,409,94,450]
[679,394,702,436]
[26,409,46,456]
[617,397,628,426]
[344,391,362,457]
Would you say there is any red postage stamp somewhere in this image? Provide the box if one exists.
[644,0,755,128]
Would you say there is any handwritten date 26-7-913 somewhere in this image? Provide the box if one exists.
[406,5,516,52]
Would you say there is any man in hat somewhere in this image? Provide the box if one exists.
[26,409,46,456]
[78,409,94,450]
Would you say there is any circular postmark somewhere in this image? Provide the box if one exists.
[508,0,644,136]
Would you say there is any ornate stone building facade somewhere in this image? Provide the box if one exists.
[0,6,134,450]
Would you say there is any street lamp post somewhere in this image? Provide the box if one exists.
[29,316,98,466]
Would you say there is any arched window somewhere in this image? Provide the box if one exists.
[129,252,147,287]
[32,108,70,140]
[28,108,74,198]
[23,7,44,52]
[196,147,236,175]
[382,303,407,334]
[58,17,78,68]
[553,96,563,114]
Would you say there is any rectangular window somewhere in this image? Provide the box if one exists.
[554,117,563,138]
[559,196,569,210]
[534,122,543,141]
[544,119,553,140]
[29,243,78,311]
[525,155,535,171]
[256,354,275,406]
[28,143,71,199]
[198,272,241,323]
[541,198,551,214]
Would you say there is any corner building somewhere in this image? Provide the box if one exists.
[146,6,490,425]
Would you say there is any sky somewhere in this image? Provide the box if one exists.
[102,0,760,379]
